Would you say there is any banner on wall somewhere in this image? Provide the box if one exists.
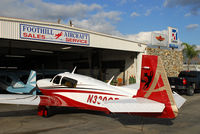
[20,24,90,46]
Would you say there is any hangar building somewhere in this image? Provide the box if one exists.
[0,17,147,85]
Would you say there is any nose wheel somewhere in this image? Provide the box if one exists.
[38,106,49,117]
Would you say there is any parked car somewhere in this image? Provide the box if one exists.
[168,71,200,96]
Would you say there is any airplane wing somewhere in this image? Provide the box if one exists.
[0,94,40,105]
[103,97,165,113]
[0,95,165,113]
[0,94,66,106]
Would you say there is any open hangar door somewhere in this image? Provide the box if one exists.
[72,49,138,85]
[0,38,138,85]
[0,38,89,71]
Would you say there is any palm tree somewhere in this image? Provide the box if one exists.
[182,43,200,70]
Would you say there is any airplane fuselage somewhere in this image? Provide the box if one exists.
[37,72,138,112]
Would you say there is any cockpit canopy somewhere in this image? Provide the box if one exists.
[52,75,77,88]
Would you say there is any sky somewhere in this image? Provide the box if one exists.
[0,0,199,46]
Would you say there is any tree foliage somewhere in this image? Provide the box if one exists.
[182,43,200,70]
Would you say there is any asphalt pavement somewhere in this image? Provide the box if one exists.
[0,93,199,134]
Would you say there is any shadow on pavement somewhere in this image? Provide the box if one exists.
[0,107,173,126]
[111,113,173,126]
[51,107,174,126]
[0,109,37,117]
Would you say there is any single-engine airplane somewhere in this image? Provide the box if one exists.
[0,55,186,119]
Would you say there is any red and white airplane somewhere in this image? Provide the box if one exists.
[0,55,186,119]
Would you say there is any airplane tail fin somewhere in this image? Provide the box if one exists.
[26,70,36,86]
[135,55,185,119]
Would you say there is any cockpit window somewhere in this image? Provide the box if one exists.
[50,75,56,82]
[53,76,61,84]
[61,77,77,88]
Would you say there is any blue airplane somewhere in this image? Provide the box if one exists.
[0,70,37,95]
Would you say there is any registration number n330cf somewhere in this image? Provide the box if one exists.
[87,95,119,105]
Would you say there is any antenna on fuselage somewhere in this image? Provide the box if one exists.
[72,66,77,74]
[107,76,114,85]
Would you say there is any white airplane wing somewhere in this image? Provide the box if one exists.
[103,97,165,113]
[0,94,40,105]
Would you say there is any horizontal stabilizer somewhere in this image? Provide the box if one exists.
[173,92,186,109]
[104,97,165,113]
[0,94,40,105]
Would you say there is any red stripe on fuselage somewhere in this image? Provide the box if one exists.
[39,93,110,113]
[39,88,126,97]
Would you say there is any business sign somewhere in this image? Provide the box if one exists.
[151,32,168,47]
[20,24,90,45]
[168,27,178,48]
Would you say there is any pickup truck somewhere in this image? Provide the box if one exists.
[168,71,200,96]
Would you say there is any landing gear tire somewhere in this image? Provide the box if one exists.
[43,107,49,118]
[187,87,194,96]
[38,106,50,118]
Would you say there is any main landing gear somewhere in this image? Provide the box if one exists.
[38,106,50,117]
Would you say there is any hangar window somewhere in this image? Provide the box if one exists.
[53,76,61,84]
[61,77,77,88]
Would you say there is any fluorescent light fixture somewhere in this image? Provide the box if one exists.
[62,47,72,50]
[5,55,25,58]
[0,67,18,69]
[31,49,53,54]
[8,67,18,69]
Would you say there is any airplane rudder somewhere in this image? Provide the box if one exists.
[26,70,36,86]
[136,55,158,97]
[136,55,178,118]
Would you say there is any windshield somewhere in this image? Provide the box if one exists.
[52,76,62,84]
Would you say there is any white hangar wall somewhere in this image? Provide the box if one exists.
[0,17,146,52]
[0,17,147,85]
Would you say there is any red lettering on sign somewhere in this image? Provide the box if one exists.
[80,40,87,44]
[41,35,45,39]
[23,33,28,37]
[66,38,72,42]
[23,32,45,39]
[66,38,87,44]
[28,33,32,38]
